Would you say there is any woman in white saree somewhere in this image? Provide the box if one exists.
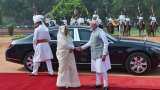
[56,25,81,88]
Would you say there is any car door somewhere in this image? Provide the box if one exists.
[49,28,75,60]
[74,28,91,64]
[109,41,127,66]
[49,30,58,63]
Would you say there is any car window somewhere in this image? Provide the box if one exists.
[105,32,117,42]
[69,28,74,39]
[78,28,91,41]
[50,30,58,40]
[49,28,74,40]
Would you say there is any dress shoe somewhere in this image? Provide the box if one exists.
[30,73,38,76]
[103,87,108,90]
[48,72,54,76]
[95,85,102,88]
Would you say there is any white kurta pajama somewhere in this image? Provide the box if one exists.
[56,26,81,88]
[81,28,111,73]
[81,27,111,87]
[32,24,54,75]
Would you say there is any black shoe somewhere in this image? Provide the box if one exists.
[95,85,102,88]
[103,87,108,90]
[57,87,66,90]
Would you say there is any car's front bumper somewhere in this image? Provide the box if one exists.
[5,48,22,64]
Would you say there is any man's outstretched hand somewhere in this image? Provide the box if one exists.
[69,48,74,53]
[101,53,109,61]
[75,47,82,51]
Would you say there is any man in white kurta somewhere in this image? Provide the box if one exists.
[77,20,111,90]
[56,25,81,88]
[31,15,54,75]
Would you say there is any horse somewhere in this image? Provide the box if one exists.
[106,22,114,34]
[137,20,145,36]
[148,21,158,37]
[119,21,125,36]
[124,21,131,36]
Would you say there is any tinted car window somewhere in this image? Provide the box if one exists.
[68,28,74,39]
[50,30,58,40]
[49,28,74,40]
[78,29,91,41]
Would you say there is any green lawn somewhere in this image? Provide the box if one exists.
[111,27,160,36]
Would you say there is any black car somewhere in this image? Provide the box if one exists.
[6,26,160,75]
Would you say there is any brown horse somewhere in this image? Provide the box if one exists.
[106,22,114,34]
[148,22,158,37]
[124,21,131,36]
[137,20,145,36]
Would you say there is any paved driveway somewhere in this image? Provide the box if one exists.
[0,36,24,73]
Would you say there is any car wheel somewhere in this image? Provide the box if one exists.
[125,52,151,75]
[23,52,34,72]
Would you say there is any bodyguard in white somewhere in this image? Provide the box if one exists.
[77,20,111,90]
[31,15,54,76]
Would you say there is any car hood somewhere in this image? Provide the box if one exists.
[119,38,145,45]
[119,38,160,48]
[145,41,160,48]
[11,34,33,44]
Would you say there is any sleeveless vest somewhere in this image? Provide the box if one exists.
[90,28,104,60]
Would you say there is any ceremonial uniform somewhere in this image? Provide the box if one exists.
[125,17,131,25]
[32,15,54,75]
[77,17,85,25]
[137,16,145,25]
[108,18,113,24]
[70,17,77,25]
[138,16,143,22]
[150,16,157,25]
[62,19,68,25]
[118,14,126,24]
[92,14,102,25]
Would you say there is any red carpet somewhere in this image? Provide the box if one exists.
[0,73,160,90]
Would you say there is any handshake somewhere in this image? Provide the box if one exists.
[74,47,82,51]
[69,47,82,53]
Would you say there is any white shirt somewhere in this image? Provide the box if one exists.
[150,16,156,21]
[138,16,143,22]
[125,18,130,21]
[118,15,125,22]
[77,17,85,25]
[33,24,53,62]
[139,16,143,20]
[62,19,67,25]
[92,14,100,20]
[33,25,51,44]
[70,18,77,25]
[108,18,112,23]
